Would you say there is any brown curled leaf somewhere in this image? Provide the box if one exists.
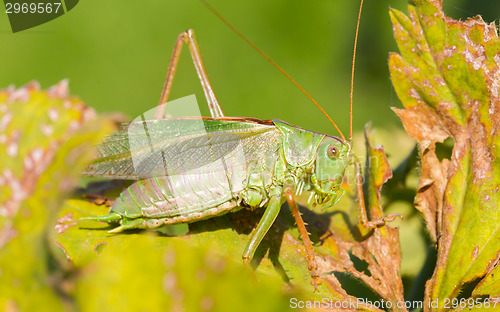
[389,0,500,309]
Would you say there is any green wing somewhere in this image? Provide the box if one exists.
[83,118,279,180]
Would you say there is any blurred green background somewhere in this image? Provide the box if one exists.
[1,0,497,137]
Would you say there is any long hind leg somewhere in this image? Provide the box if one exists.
[156,29,225,119]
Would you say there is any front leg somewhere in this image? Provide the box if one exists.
[285,189,321,290]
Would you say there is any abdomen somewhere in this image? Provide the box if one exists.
[110,129,281,225]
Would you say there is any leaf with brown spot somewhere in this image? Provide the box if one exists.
[389,0,500,309]
[0,81,115,310]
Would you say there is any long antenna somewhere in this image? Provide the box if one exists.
[199,0,346,141]
[350,0,364,141]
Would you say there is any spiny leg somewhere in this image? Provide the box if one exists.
[156,29,225,119]
[354,158,402,229]
[285,189,321,290]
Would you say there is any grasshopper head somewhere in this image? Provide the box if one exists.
[311,136,351,206]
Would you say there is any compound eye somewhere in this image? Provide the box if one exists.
[327,145,338,159]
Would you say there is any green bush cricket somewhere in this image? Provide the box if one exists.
[82,0,400,287]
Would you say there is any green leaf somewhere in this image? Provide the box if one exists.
[73,234,298,312]
[389,0,500,309]
[0,81,115,311]
[52,197,307,311]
